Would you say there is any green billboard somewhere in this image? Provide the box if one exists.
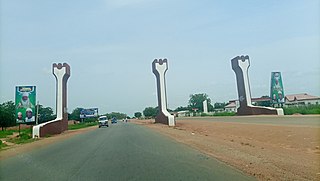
[15,86,36,124]
[270,72,284,104]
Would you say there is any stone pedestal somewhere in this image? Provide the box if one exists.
[33,63,70,138]
[152,59,175,126]
[231,56,283,115]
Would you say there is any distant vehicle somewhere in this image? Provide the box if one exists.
[98,116,109,128]
[111,117,117,124]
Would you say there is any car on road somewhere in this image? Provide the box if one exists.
[111,117,117,124]
[98,116,109,128]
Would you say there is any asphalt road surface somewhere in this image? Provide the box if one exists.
[0,122,255,181]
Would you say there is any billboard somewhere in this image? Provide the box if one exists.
[270,72,285,104]
[80,108,99,119]
[15,86,36,124]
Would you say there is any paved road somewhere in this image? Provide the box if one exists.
[178,115,320,127]
[0,122,254,181]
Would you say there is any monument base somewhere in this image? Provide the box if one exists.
[155,113,175,126]
[237,106,283,116]
[33,119,68,138]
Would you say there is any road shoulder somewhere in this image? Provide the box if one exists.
[0,126,97,160]
[132,118,320,181]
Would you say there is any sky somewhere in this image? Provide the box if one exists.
[0,0,319,116]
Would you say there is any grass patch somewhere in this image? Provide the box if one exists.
[0,121,99,148]
[213,112,236,116]
[199,112,236,117]
[68,122,98,130]
[7,132,35,144]
[0,127,31,138]
[0,141,7,149]
[1,127,35,147]
[20,128,32,135]
[200,113,210,117]
[283,105,320,115]
[0,130,15,138]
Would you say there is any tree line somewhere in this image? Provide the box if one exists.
[0,101,128,131]
[0,101,57,130]
[1,93,225,129]
[134,93,227,119]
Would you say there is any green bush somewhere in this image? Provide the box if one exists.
[83,117,98,122]
[19,133,32,140]
[213,112,236,116]
[200,113,209,117]
[8,132,34,144]
[20,128,32,135]
[68,122,98,130]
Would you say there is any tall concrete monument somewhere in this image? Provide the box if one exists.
[152,59,175,126]
[231,55,283,115]
[33,63,70,138]
[203,100,208,114]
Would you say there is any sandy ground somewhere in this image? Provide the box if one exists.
[0,126,97,161]
[132,116,320,181]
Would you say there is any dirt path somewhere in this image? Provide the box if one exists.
[0,126,97,161]
[132,117,320,181]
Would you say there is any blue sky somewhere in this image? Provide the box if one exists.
[1,0,319,116]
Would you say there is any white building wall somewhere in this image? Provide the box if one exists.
[285,99,320,106]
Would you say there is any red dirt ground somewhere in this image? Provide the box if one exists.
[132,116,320,181]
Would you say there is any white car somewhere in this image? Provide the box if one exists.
[98,116,109,128]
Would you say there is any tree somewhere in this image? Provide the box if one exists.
[208,104,214,112]
[214,102,226,109]
[188,93,213,112]
[106,112,127,120]
[69,107,83,121]
[143,107,158,118]
[174,106,189,112]
[255,96,272,107]
[38,105,55,123]
[0,101,16,131]
[134,112,142,118]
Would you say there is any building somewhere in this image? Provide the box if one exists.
[225,101,237,112]
[285,93,320,106]
[252,97,272,106]
[225,93,320,112]
[225,97,272,112]
[175,110,189,117]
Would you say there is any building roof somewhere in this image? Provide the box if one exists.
[177,110,189,113]
[225,102,236,108]
[251,97,271,102]
[285,93,320,102]
[228,97,271,104]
